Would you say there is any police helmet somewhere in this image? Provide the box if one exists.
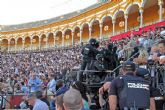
[89,38,97,46]
[95,40,100,48]
[96,54,104,62]
[122,61,136,72]
[136,68,150,80]
[107,43,113,51]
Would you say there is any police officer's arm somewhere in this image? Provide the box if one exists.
[109,95,117,110]
[109,78,121,110]
[150,88,156,110]
[150,98,156,110]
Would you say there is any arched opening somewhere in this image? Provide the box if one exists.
[102,16,113,39]
[32,36,39,50]
[143,0,159,25]
[48,33,54,48]
[17,37,23,46]
[127,4,140,30]
[17,37,23,51]
[9,38,15,51]
[82,23,89,43]
[64,29,72,47]
[10,38,15,47]
[91,20,100,40]
[55,31,62,48]
[1,39,8,51]
[41,34,46,49]
[25,37,31,50]
[74,26,80,45]
[114,11,125,33]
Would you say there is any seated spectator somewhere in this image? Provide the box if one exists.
[19,96,29,109]
[50,79,69,110]
[27,92,49,110]
[152,40,165,61]
[21,82,28,94]
[55,79,69,96]
[63,88,83,110]
[35,91,50,107]
[159,56,165,64]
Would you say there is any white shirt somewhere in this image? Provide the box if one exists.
[33,99,49,110]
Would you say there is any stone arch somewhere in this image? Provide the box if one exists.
[91,19,100,39]
[64,29,72,46]
[55,31,62,47]
[82,23,89,42]
[113,9,125,20]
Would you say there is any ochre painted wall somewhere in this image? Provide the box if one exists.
[4,2,164,49]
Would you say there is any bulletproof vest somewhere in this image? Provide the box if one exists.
[83,44,95,59]
[83,47,90,55]
[119,75,150,109]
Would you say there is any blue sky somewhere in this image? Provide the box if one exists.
[0,0,97,25]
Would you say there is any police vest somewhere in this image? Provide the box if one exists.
[118,75,150,109]
[83,45,95,59]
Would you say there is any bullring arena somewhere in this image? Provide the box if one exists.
[0,0,165,110]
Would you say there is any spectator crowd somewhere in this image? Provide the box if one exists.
[0,26,165,110]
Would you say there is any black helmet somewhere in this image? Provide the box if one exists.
[95,40,100,48]
[89,38,97,46]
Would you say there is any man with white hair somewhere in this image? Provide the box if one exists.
[63,88,83,110]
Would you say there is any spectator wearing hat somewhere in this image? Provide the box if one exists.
[63,88,83,110]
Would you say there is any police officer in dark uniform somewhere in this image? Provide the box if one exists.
[78,38,99,81]
[109,61,156,110]
[89,54,106,82]
[102,43,119,71]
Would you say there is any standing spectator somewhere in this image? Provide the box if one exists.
[47,74,56,93]
[28,72,42,92]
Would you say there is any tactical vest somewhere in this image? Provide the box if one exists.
[83,45,95,60]
[119,75,150,109]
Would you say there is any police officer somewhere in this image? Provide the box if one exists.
[109,61,156,110]
[103,43,119,70]
[90,54,106,81]
[78,38,99,81]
